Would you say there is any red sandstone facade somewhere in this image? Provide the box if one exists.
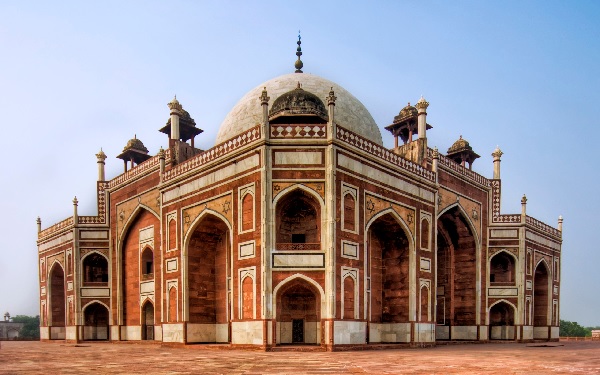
[36,64,562,349]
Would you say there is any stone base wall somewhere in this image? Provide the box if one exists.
[334,321,366,344]
[369,323,411,343]
[162,323,185,343]
[232,321,263,345]
[414,323,435,342]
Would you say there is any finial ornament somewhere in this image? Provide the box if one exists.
[326,87,337,106]
[416,95,429,110]
[521,194,527,204]
[73,196,79,205]
[96,148,107,162]
[295,31,303,73]
[168,95,183,112]
[260,87,270,105]
[432,146,439,159]
[492,145,503,159]
[158,147,165,159]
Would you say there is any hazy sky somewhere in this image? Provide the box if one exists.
[1,1,598,326]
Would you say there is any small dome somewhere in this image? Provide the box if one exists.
[393,103,418,124]
[269,84,328,123]
[122,136,149,153]
[447,135,473,154]
[217,73,382,145]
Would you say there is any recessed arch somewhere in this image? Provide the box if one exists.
[533,260,550,327]
[488,299,516,340]
[437,203,480,245]
[81,251,109,285]
[273,274,326,320]
[365,208,414,325]
[273,184,325,209]
[141,299,155,340]
[274,187,323,246]
[436,203,479,334]
[489,250,517,284]
[118,207,160,326]
[48,261,66,338]
[183,209,232,330]
[82,301,110,341]
[273,274,324,345]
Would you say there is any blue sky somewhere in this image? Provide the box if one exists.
[1,1,598,326]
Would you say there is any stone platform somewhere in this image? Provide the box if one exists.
[1,340,599,374]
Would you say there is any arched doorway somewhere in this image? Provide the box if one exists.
[49,262,66,340]
[533,261,549,339]
[83,302,109,340]
[490,251,515,284]
[276,279,321,345]
[367,212,410,343]
[489,301,515,340]
[186,213,231,343]
[142,300,154,340]
[436,206,477,340]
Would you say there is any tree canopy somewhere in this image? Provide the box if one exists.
[10,315,40,339]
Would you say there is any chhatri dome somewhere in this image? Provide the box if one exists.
[216,36,382,145]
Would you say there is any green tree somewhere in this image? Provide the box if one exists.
[560,319,591,337]
[10,315,40,339]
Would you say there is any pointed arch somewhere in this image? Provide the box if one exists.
[488,299,516,340]
[82,301,110,341]
[436,203,480,333]
[489,250,517,284]
[273,274,324,345]
[533,259,551,328]
[273,183,326,209]
[272,274,326,319]
[183,209,232,326]
[81,251,109,285]
[48,262,66,333]
[182,208,233,257]
[437,202,480,245]
[118,206,160,326]
[274,185,324,246]
[365,208,414,325]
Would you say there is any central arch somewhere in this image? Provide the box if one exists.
[274,275,323,345]
[436,205,478,340]
[184,210,232,343]
[366,209,412,343]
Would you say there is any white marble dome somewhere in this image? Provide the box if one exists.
[216,73,383,145]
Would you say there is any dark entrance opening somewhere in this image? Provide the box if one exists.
[292,319,304,343]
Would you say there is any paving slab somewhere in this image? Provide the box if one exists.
[1,341,599,374]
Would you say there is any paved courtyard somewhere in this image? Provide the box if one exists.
[1,341,599,374]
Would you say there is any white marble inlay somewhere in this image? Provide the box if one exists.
[80,288,110,297]
[166,258,178,272]
[490,229,518,238]
[488,287,518,296]
[274,151,322,165]
[239,241,255,259]
[272,253,325,268]
[80,230,108,239]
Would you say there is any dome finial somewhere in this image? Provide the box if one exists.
[295,30,303,73]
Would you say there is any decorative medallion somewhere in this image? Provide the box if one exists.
[222,201,231,214]
[366,199,375,214]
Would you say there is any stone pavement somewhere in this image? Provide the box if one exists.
[1,341,599,374]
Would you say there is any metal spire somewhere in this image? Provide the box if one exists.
[295,30,303,73]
